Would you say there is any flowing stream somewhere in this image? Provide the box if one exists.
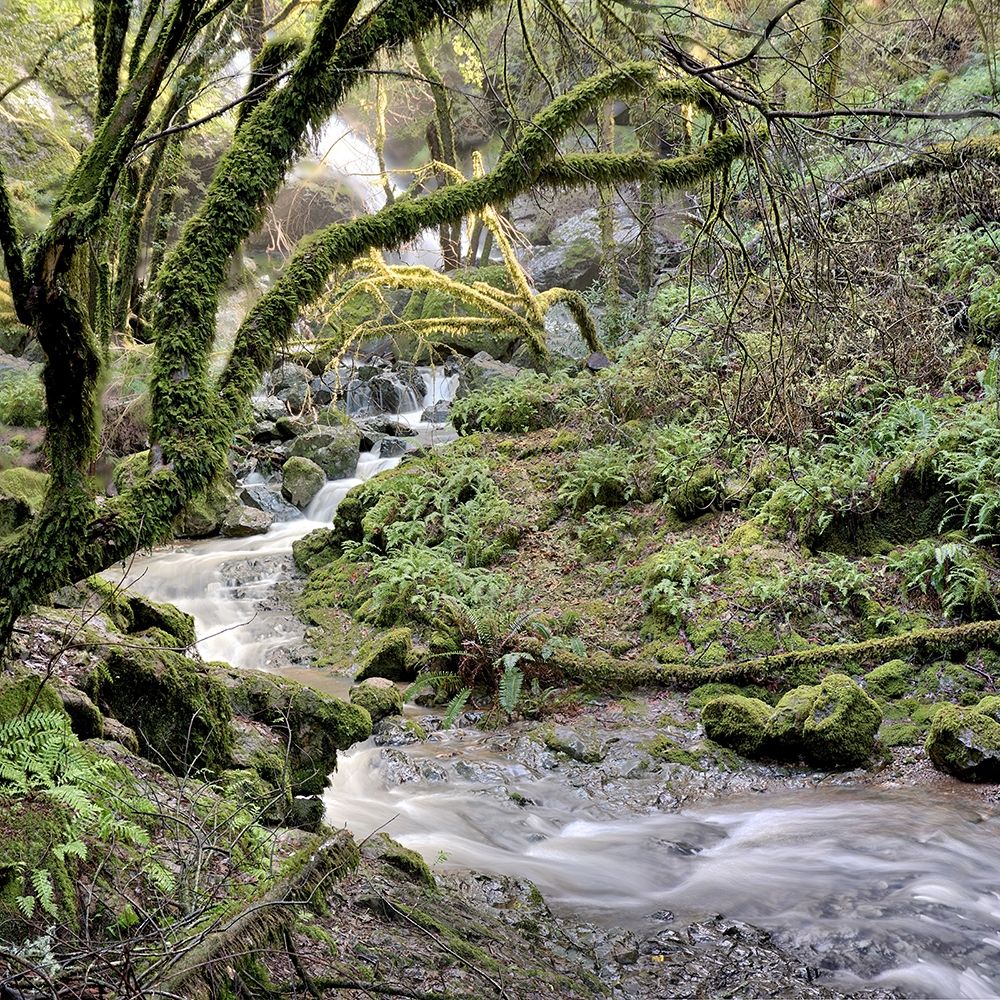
[122,367,1000,998]
[116,121,1000,993]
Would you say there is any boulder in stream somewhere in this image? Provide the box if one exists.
[222,669,372,795]
[220,504,272,538]
[289,425,361,479]
[926,695,1000,781]
[350,677,403,722]
[240,482,300,521]
[281,456,326,508]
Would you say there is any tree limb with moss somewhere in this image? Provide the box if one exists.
[0,46,761,650]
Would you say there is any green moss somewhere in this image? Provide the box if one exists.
[86,634,234,774]
[880,722,920,747]
[641,735,701,767]
[350,679,403,722]
[669,465,720,520]
[801,673,882,768]
[0,673,67,722]
[689,682,774,710]
[0,797,77,935]
[926,695,1000,781]
[766,684,819,755]
[356,627,415,682]
[863,659,915,700]
[0,467,49,512]
[367,832,434,887]
[700,695,772,757]
[292,527,343,574]
[226,670,372,795]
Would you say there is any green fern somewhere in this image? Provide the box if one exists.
[30,869,56,918]
[441,688,471,730]
[498,661,525,718]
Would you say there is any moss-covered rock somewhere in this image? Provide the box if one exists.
[0,467,48,537]
[86,633,234,774]
[641,735,701,767]
[356,627,415,682]
[172,478,237,539]
[282,456,326,508]
[766,684,819,755]
[292,527,343,574]
[0,672,67,722]
[223,670,372,795]
[926,695,1000,781]
[669,466,720,520]
[125,592,196,647]
[350,678,403,722]
[362,832,434,887]
[864,659,914,700]
[289,426,361,480]
[700,695,773,757]
[801,674,882,768]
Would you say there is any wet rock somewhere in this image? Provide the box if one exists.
[220,504,272,538]
[356,627,415,682]
[239,483,300,521]
[586,351,611,372]
[269,362,312,410]
[250,419,280,443]
[310,372,341,405]
[456,351,521,398]
[373,716,427,747]
[350,677,403,722]
[281,456,326,508]
[289,425,361,480]
[926,695,1000,781]
[345,372,420,416]
[253,395,287,422]
[376,436,410,458]
[354,416,417,450]
[421,401,451,422]
[541,724,608,763]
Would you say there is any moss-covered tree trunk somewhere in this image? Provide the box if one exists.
[814,0,846,113]
[0,28,758,653]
